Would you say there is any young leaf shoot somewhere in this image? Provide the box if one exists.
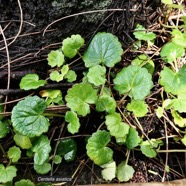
[126,100,148,117]
[40,89,64,105]
[87,65,106,86]
[131,54,155,74]
[140,139,163,158]
[133,24,156,47]
[53,155,62,164]
[62,34,84,58]
[47,50,65,67]
[65,111,80,134]
[7,146,21,163]
[64,70,77,82]
[50,71,64,82]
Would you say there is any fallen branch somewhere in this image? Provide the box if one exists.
[0,82,74,95]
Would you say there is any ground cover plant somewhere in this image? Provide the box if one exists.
[0,0,186,185]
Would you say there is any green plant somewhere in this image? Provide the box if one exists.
[20,74,46,90]
[133,24,156,47]
[0,164,17,183]
[1,7,186,183]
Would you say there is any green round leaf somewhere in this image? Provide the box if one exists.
[11,96,50,138]
[65,111,80,134]
[62,34,84,58]
[86,130,113,165]
[87,65,106,86]
[64,70,77,82]
[20,74,46,90]
[0,120,10,139]
[96,95,116,114]
[83,32,123,68]
[15,179,35,186]
[0,164,17,183]
[34,162,51,175]
[160,42,185,63]
[140,141,157,158]
[56,138,77,162]
[101,87,112,96]
[13,133,32,150]
[7,146,21,163]
[113,65,153,100]
[47,50,65,67]
[50,71,64,82]
[105,112,129,138]
[131,54,155,74]
[53,155,62,164]
[65,83,98,116]
[116,161,134,182]
[26,149,34,157]
[61,64,69,76]
[31,135,52,165]
[126,100,148,117]
[140,139,163,158]
[40,89,64,106]
[126,127,141,149]
[159,65,186,95]
[40,89,61,99]
[171,94,186,113]
[171,29,186,47]
[133,24,156,42]
[101,161,116,181]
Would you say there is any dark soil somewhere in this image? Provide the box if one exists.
[0,0,185,185]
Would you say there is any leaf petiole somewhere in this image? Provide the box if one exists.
[158,149,186,153]
[0,144,6,156]
[99,84,105,96]
[125,150,131,165]
[118,94,128,106]
[97,121,106,131]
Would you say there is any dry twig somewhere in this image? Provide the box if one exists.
[0,0,23,51]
